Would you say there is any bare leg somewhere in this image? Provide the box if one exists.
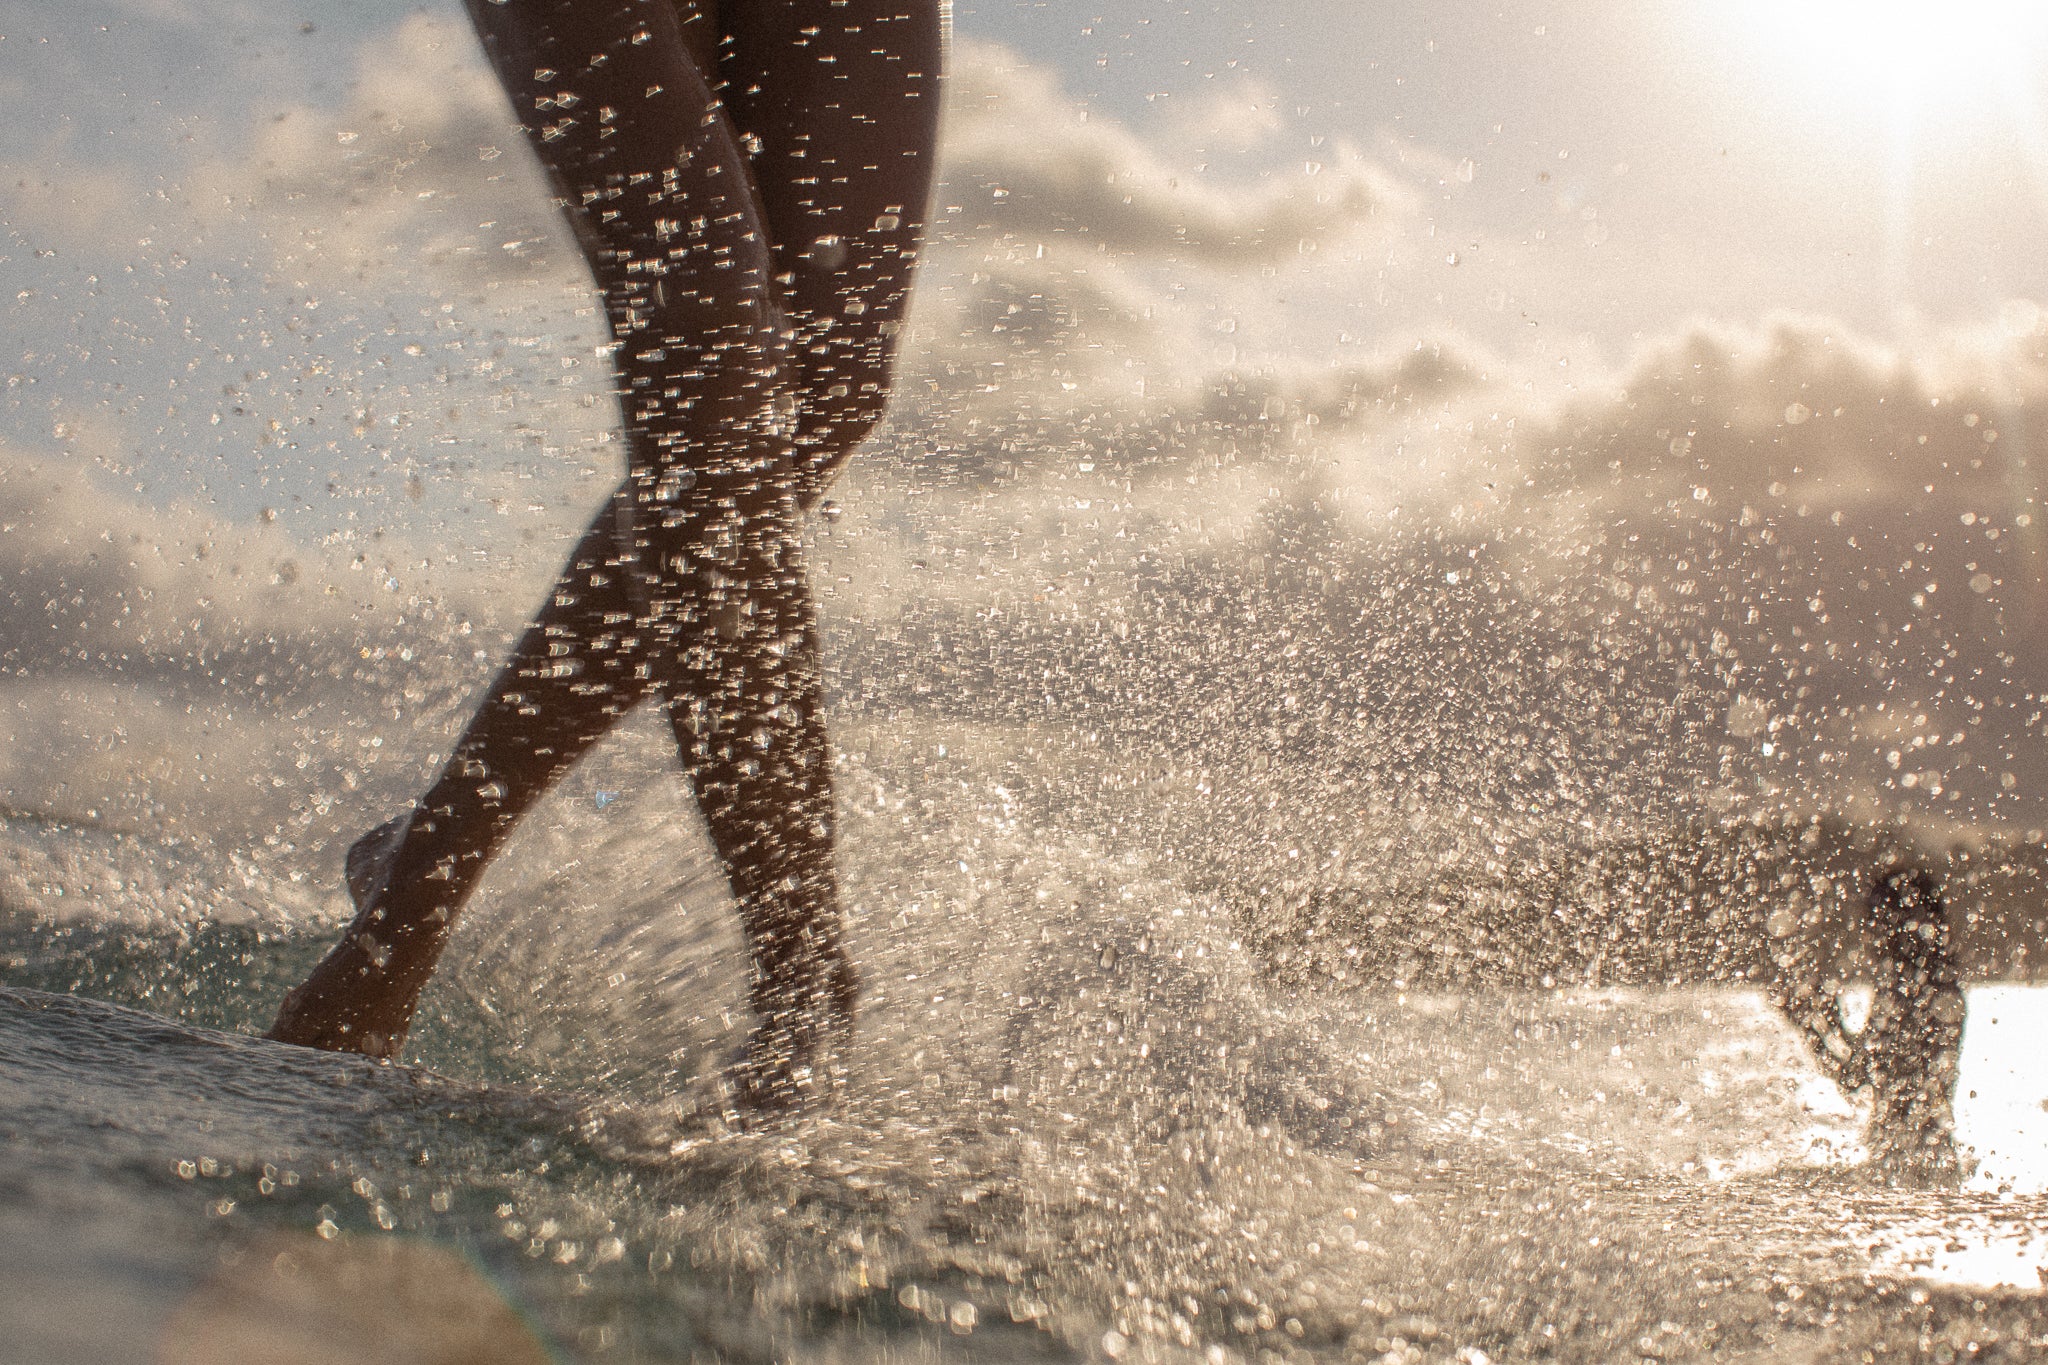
[721,0,944,506]
[268,484,851,1096]
[647,504,852,1105]
[1863,867,1967,1181]
[1772,975,1869,1095]
[269,506,651,1056]
[269,0,861,1101]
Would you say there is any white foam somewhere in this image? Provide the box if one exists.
[1870,1220,2048,1292]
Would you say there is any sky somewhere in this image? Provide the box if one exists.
[5,0,2048,873]
[962,0,2048,353]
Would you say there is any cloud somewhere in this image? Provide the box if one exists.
[15,29,1406,304]
[0,438,531,847]
[1175,78,1290,154]
[846,295,2048,839]
[195,14,574,291]
[2,11,574,296]
[1194,341,1490,432]
[936,42,1407,263]
[1244,312,2048,832]
[1520,316,2048,819]
[8,9,2047,860]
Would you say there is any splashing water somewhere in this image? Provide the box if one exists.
[9,715,2048,1363]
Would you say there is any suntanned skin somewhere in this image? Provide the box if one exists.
[267,0,942,1109]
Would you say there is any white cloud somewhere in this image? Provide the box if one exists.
[195,13,574,290]
[936,42,1407,263]
[0,438,528,845]
[2,11,574,296]
[853,290,2048,835]
[1174,78,1290,155]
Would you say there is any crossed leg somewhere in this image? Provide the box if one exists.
[270,0,858,1099]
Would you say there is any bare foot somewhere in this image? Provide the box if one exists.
[728,954,857,1120]
[265,814,441,1061]
[265,939,423,1061]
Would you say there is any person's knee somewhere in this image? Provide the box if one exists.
[788,336,905,504]
[793,415,883,508]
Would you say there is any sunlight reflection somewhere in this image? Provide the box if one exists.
[1958,985,2048,1195]
[1870,1224,2048,1292]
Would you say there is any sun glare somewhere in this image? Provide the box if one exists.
[1745,0,2048,101]
[1722,0,2048,353]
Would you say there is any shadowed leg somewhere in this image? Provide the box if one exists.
[269,504,651,1057]
[271,1,851,1099]
[721,0,944,505]
[647,502,851,1104]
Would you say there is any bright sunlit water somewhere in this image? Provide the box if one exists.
[7,772,2048,1359]
[1958,987,2048,1196]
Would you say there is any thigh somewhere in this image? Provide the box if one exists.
[464,0,786,473]
[719,1,944,468]
[464,0,740,274]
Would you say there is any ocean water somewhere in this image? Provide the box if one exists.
[8,721,2048,1365]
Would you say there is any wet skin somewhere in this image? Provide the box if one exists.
[268,0,941,1107]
